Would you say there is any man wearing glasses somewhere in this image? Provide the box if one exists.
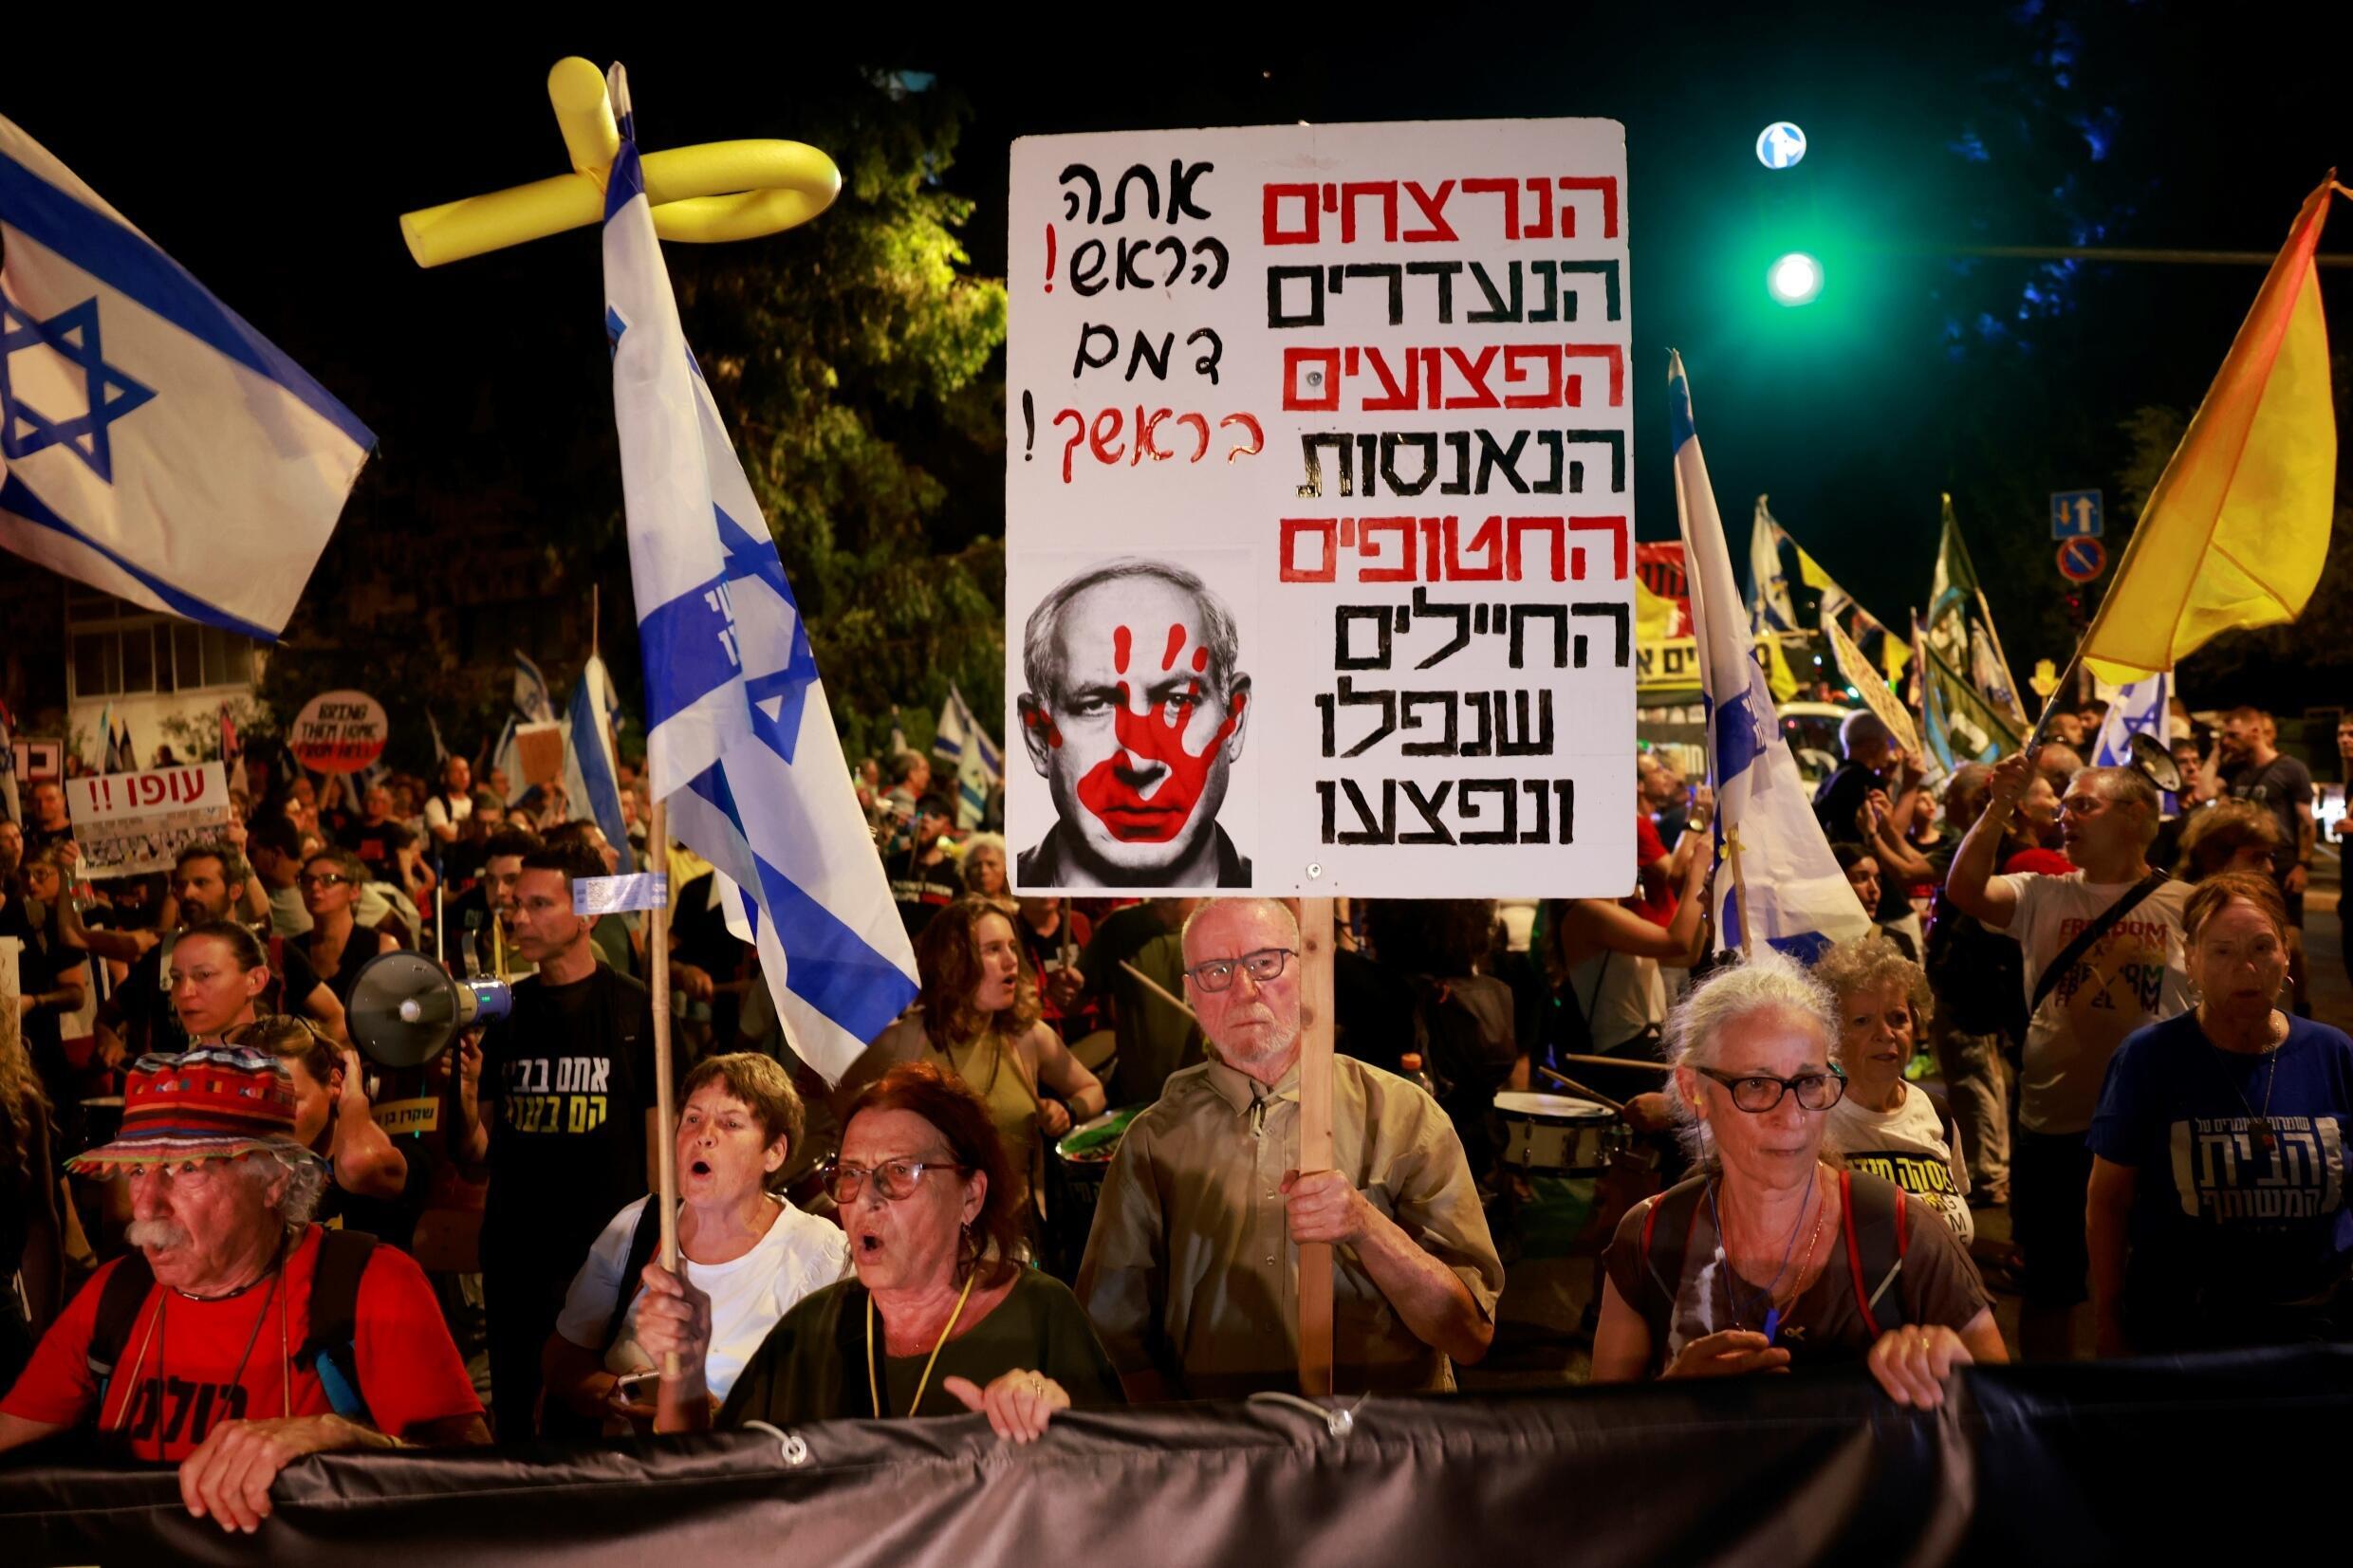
[1075,898,1502,1399]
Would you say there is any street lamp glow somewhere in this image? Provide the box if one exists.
[1768,251,1824,306]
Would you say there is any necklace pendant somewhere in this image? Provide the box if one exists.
[2254,1119,2276,1153]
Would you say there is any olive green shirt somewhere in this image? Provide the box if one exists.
[1075,1054,1504,1399]
[718,1270,1125,1426]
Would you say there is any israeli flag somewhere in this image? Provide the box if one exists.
[512,651,556,726]
[0,115,370,637]
[602,65,915,1079]
[1670,353,1872,964]
[2091,673,2169,769]
[567,654,636,874]
[932,684,1001,828]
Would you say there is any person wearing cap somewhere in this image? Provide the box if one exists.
[888,791,964,941]
[0,1048,486,1534]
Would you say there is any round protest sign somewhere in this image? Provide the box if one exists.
[289,690,389,775]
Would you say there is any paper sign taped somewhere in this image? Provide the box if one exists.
[574,873,668,914]
[373,1098,440,1137]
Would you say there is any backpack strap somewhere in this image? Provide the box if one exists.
[85,1253,159,1404]
[295,1228,380,1422]
[1638,1176,1710,1323]
[1839,1170,1913,1338]
[602,1199,668,1354]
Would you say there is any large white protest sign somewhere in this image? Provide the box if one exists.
[1006,120,1636,895]
[65,762,233,877]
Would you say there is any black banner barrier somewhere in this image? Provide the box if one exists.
[7,1347,2352,1565]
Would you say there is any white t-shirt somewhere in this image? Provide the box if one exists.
[1826,1084,1975,1245]
[422,792,472,834]
[1996,872,2193,1136]
[555,1194,851,1398]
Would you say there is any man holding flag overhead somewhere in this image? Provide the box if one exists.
[602,64,917,1088]
[1670,353,1872,965]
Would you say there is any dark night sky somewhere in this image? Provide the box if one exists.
[1,9,2344,681]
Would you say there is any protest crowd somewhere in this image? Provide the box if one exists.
[1,692,2348,1531]
[0,52,2341,1558]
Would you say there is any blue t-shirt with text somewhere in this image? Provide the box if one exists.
[2090,1011,2353,1303]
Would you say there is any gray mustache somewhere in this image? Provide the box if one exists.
[126,1219,193,1250]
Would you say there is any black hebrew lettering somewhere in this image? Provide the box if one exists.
[1060,164,1102,222]
[1189,328,1223,386]
[1105,163,1159,224]
[1399,690,1457,756]
[1312,777,1574,846]
[1189,238,1229,286]
[1569,601,1632,668]
[1167,160,1214,222]
[1334,605,1394,670]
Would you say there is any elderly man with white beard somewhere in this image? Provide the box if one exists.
[0,1048,485,1534]
[1075,898,1503,1400]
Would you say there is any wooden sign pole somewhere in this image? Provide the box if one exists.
[1296,896,1336,1396]
[645,798,681,1380]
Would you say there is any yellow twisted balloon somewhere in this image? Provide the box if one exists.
[399,57,841,267]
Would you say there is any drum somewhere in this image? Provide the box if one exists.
[1492,1092,1624,1175]
[76,1095,126,1158]
[1045,1105,1143,1281]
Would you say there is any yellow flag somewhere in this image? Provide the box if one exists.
[1758,632,1800,702]
[2081,178,2340,685]
[1634,571,1679,646]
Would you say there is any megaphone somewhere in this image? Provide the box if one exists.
[347,951,514,1068]
[2128,731,2185,794]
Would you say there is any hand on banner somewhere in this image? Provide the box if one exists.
[178,1413,387,1532]
[942,1369,1070,1444]
[1865,1323,1973,1409]
[1661,1330,1790,1379]
[1281,1169,1372,1246]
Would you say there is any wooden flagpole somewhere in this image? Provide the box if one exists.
[1296,896,1336,1396]
[646,795,680,1372]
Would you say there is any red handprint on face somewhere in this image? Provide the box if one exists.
[1075,622,1246,844]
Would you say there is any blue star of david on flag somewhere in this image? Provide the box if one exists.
[0,295,155,482]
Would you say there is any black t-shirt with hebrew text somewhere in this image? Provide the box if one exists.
[478,964,658,1279]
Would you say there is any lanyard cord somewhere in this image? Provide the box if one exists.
[1708,1165,1818,1332]
[866,1269,978,1419]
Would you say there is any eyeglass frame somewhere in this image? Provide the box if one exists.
[297,871,353,889]
[1690,1063,1848,1113]
[1183,947,1299,993]
[821,1156,971,1204]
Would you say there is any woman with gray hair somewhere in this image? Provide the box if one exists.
[1815,933,1973,1243]
[1590,952,2006,1407]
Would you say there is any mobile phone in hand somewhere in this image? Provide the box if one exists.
[613,1370,659,1403]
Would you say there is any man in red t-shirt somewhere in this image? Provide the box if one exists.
[0,1047,485,1533]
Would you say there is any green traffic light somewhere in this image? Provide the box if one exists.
[1768,251,1824,306]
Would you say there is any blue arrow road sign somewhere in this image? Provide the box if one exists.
[2052,489,2103,540]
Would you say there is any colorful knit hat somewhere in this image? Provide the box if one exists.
[67,1046,308,1173]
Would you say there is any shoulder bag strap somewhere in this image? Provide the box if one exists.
[2028,870,2170,1018]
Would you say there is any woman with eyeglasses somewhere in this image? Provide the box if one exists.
[297,848,398,1007]
[1590,951,2005,1407]
[843,898,1106,1233]
[635,1063,1122,1442]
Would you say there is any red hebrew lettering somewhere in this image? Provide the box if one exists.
[1283,349,1342,412]
[1569,515,1630,580]
[1089,409,1125,466]
[1075,624,1245,845]
[1401,180,1457,242]
[1463,178,1520,239]
[1135,407,1175,463]
[1280,519,1339,581]
[1522,176,1554,240]
[1360,347,1417,412]
[1557,176,1620,239]
[1508,517,1565,581]
[1501,344,1562,409]
[1562,345,1626,408]
[1339,181,1399,243]
[1176,413,1211,462]
[1445,515,1506,581]
[1055,408,1085,484]
[1263,183,1320,245]
[1358,517,1417,582]
[1441,346,1501,409]
[1219,413,1263,462]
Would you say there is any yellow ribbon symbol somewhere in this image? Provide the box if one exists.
[399,57,841,267]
